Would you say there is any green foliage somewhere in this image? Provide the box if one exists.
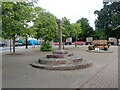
[33,7,58,41]
[94,2,120,39]
[2,2,36,39]
[70,23,82,41]
[76,18,94,41]
[88,46,94,50]
[93,29,108,40]
[62,17,71,41]
[2,2,36,53]
[40,42,52,51]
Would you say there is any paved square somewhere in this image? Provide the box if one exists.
[2,46,118,88]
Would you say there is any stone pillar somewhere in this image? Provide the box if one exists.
[57,19,62,50]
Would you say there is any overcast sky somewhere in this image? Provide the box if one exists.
[35,0,104,29]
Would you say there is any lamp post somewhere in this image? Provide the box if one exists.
[57,19,62,50]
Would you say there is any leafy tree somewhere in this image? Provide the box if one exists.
[70,23,82,47]
[2,2,35,53]
[76,18,94,41]
[94,2,120,40]
[33,7,58,42]
[93,29,107,40]
[70,23,82,40]
[62,17,71,40]
[61,17,71,49]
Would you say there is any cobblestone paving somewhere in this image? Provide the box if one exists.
[2,46,118,88]
[80,58,118,88]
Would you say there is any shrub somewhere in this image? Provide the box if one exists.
[103,44,110,51]
[88,46,94,50]
[40,42,52,51]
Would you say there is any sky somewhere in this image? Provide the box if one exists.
[35,0,104,29]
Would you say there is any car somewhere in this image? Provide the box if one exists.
[53,42,59,45]
[0,42,5,47]
[64,41,72,45]
[15,41,24,46]
[23,41,32,45]
[74,41,84,45]
[28,40,38,45]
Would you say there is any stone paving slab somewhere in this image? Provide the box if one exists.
[2,46,118,88]
[80,58,118,88]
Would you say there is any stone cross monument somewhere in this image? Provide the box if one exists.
[57,19,62,50]
[30,19,92,70]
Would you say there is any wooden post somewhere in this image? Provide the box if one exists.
[57,19,62,50]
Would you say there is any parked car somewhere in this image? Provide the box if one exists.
[64,41,72,45]
[15,41,24,46]
[23,41,32,45]
[28,40,38,45]
[0,42,5,47]
[74,41,84,45]
[53,42,59,45]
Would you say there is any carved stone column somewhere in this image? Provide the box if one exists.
[57,19,62,50]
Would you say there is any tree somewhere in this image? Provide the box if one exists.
[70,23,82,47]
[93,29,107,40]
[76,18,94,41]
[2,2,35,53]
[62,17,71,39]
[33,7,58,42]
[62,17,71,49]
[94,2,120,40]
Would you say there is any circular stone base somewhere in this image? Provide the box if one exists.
[30,61,92,70]
[86,50,113,53]
[38,57,83,65]
[53,50,68,54]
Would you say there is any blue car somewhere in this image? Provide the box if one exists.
[28,40,38,45]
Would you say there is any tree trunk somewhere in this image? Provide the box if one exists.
[75,38,77,47]
[117,38,119,46]
[25,36,28,49]
[63,42,65,50]
[44,40,47,43]
[37,39,39,47]
[10,39,11,52]
[75,43,77,47]
[13,36,15,54]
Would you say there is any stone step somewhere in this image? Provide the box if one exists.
[38,57,83,65]
[46,53,74,58]
[52,50,68,54]
[30,60,92,70]
[46,54,68,58]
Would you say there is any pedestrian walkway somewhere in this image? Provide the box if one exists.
[2,46,118,88]
[80,58,118,88]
